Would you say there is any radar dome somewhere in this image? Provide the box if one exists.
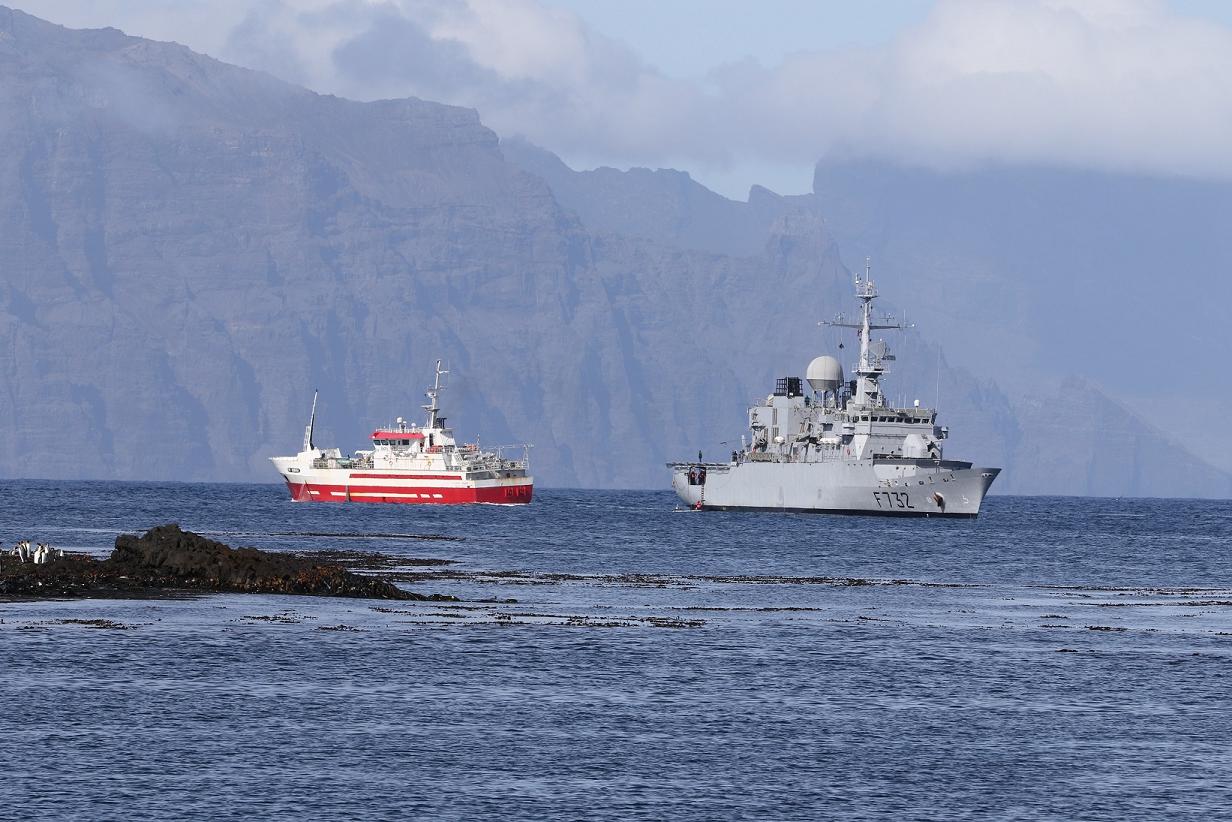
[806,355,844,393]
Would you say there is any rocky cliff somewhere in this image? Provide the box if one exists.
[0,8,845,488]
[0,7,1225,497]
[508,140,1231,497]
[501,137,817,258]
[812,158,1232,484]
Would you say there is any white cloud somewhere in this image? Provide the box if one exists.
[16,0,1232,197]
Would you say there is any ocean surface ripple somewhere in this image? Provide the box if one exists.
[1,482,1230,820]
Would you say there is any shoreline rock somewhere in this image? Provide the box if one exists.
[0,524,452,602]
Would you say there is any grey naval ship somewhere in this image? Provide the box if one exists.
[670,261,1000,517]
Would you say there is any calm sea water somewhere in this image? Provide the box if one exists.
[2,482,1231,820]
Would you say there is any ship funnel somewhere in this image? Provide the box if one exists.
[806,355,844,394]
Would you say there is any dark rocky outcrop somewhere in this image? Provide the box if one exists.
[0,524,442,600]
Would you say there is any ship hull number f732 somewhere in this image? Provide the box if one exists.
[873,490,914,510]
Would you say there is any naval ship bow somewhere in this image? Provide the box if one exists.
[669,260,1000,516]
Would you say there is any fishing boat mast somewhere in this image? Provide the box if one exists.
[422,360,449,429]
[302,390,318,452]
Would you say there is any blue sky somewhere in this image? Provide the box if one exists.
[556,1,1232,78]
[552,0,936,79]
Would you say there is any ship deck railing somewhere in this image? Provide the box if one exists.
[312,456,374,470]
[312,455,528,472]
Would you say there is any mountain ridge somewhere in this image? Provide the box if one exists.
[0,6,1227,497]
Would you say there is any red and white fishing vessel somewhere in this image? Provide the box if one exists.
[271,362,533,505]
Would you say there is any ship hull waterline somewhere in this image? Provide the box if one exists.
[670,460,999,517]
[275,465,533,505]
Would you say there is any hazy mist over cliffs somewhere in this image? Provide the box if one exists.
[2,3,1231,497]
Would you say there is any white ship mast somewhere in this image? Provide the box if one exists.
[422,360,449,430]
[820,258,911,409]
[302,390,318,452]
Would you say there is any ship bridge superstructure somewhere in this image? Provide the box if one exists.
[738,259,946,465]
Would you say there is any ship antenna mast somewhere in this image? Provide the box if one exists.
[819,257,911,409]
[423,360,449,429]
[857,256,874,378]
[302,389,318,452]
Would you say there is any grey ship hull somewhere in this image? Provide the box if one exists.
[670,459,999,517]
